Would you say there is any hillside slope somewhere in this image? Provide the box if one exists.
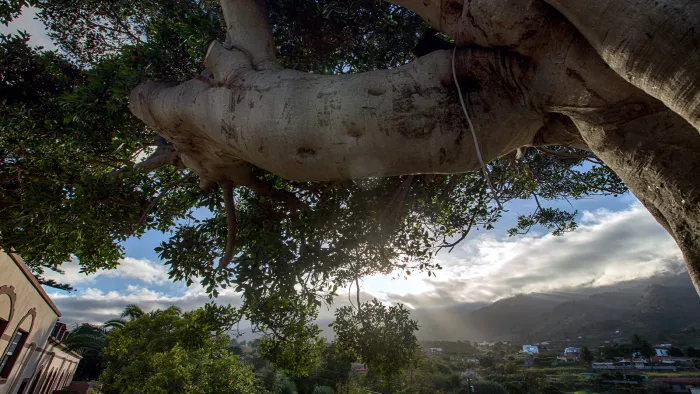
[415,273,700,342]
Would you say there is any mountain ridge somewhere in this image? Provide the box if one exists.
[413,272,700,343]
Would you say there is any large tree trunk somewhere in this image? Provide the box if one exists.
[129,0,700,293]
[544,0,700,131]
[573,106,700,295]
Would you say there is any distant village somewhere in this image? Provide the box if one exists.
[422,334,700,393]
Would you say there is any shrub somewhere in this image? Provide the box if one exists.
[645,379,669,394]
[312,386,334,394]
[472,381,508,394]
[536,378,563,394]
[504,362,519,374]
[503,381,527,394]
[479,358,494,368]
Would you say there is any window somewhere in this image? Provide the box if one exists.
[0,318,7,338]
[16,380,28,393]
[0,330,27,379]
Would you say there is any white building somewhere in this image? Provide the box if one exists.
[655,348,670,357]
[564,347,580,355]
[522,345,539,354]
[0,251,81,394]
[429,348,443,354]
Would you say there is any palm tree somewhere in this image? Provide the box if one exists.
[102,304,147,329]
[63,323,109,354]
[121,304,146,320]
[66,305,180,350]
[64,305,175,380]
[102,317,127,330]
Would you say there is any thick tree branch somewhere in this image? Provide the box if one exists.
[134,143,183,171]
[218,181,237,270]
[123,0,700,297]
[219,0,279,69]
[108,138,183,177]
[130,48,551,183]
[204,40,252,85]
[531,115,590,151]
[385,0,444,32]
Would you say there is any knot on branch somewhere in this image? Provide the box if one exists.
[204,40,253,86]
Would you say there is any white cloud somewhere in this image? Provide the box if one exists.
[42,257,171,285]
[0,7,56,49]
[371,203,686,308]
[48,284,230,326]
[46,203,689,334]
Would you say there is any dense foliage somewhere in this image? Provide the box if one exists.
[99,305,261,394]
[332,299,420,379]
[64,309,700,394]
[1,0,627,374]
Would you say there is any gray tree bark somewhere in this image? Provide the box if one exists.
[544,0,700,131]
[129,0,700,293]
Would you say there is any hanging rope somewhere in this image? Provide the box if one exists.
[452,46,503,210]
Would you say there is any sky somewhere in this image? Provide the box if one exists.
[2,9,690,332]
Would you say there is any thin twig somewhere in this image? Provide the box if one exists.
[532,192,542,211]
[348,283,356,311]
[243,176,304,209]
[546,154,623,195]
[438,183,486,252]
[439,208,478,253]
[132,172,191,235]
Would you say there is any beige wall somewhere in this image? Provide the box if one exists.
[0,252,81,394]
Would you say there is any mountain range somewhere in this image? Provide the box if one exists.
[411,272,700,343]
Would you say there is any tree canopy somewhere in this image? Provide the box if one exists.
[98,305,261,394]
[1,0,697,375]
[331,299,420,379]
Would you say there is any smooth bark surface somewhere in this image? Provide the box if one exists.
[545,0,700,131]
[220,0,279,69]
[131,47,545,183]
